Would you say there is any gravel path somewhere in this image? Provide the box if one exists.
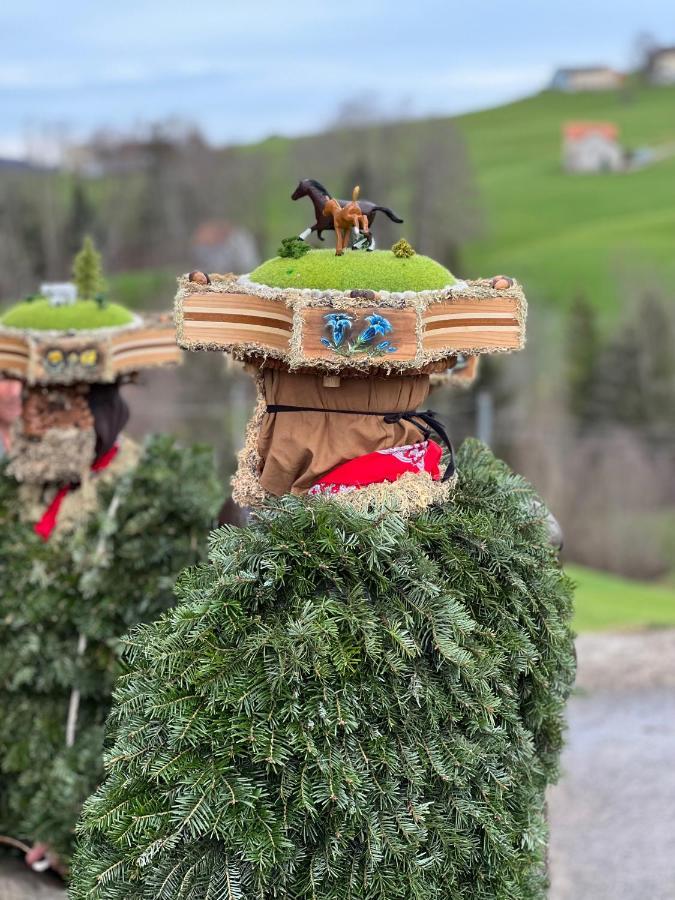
[2,629,674,899]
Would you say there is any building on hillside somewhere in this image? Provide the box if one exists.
[551,67,624,92]
[562,122,624,173]
[191,220,260,275]
[645,47,675,85]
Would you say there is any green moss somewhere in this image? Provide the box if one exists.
[0,298,135,331]
[249,249,454,291]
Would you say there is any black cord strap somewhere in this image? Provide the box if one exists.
[266,404,455,481]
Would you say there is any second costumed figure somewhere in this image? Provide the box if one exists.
[71,190,575,900]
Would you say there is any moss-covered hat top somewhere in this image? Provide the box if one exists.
[0,240,180,385]
[176,246,526,376]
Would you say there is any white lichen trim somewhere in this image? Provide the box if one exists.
[312,470,455,518]
[176,271,525,313]
[0,314,144,341]
[230,371,271,509]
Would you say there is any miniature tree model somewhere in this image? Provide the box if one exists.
[70,187,574,900]
[72,235,105,300]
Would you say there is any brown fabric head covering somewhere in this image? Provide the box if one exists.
[257,370,431,496]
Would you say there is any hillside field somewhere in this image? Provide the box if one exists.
[457,84,675,318]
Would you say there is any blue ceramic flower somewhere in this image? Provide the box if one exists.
[324,313,353,347]
[375,340,398,353]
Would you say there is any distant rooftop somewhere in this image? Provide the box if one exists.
[563,122,619,141]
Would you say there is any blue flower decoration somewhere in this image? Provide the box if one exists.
[375,340,398,353]
[324,313,353,347]
[358,314,393,345]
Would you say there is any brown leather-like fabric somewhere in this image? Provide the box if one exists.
[258,370,431,496]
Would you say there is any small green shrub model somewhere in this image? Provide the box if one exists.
[392,238,416,258]
[277,236,312,259]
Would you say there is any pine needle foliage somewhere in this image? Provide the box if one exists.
[0,436,220,864]
[70,441,575,900]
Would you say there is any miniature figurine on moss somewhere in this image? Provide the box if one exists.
[0,240,221,876]
[292,178,403,251]
[323,185,370,256]
[70,193,574,900]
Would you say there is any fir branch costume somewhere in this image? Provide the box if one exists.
[70,240,574,898]
[0,251,221,867]
[0,437,219,863]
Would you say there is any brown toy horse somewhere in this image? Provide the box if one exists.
[323,186,369,256]
[292,179,403,249]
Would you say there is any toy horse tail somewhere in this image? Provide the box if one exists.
[371,205,404,224]
[352,185,360,202]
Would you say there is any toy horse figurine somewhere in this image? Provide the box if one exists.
[291,178,403,250]
[323,186,370,256]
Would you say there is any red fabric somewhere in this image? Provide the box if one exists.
[308,440,442,497]
[33,444,120,542]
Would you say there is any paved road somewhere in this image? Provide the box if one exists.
[2,629,674,899]
[549,630,675,900]
[0,858,64,900]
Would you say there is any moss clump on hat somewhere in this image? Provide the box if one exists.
[0,236,135,332]
[0,298,135,332]
[249,248,454,292]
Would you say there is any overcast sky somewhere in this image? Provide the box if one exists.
[1,0,673,158]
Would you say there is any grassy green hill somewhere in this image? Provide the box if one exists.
[457,85,675,317]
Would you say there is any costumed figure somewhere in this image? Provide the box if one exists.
[70,209,574,899]
[0,240,220,874]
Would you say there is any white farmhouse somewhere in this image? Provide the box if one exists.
[551,67,624,92]
[646,47,675,85]
[562,122,624,174]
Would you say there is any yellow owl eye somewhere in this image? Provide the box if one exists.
[79,348,98,367]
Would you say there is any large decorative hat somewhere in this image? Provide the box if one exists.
[0,239,181,496]
[176,240,526,511]
[0,298,179,386]
[0,236,179,386]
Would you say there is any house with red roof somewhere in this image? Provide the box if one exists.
[562,122,625,173]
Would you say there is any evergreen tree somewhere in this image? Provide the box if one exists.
[0,436,220,863]
[73,236,105,300]
[66,179,96,258]
[565,294,599,424]
[70,441,575,900]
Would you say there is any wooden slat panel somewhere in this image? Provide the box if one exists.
[0,333,30,377]
[422,296,523,351]
[301,308,418,361]
[182,319,291,351]
[180,292,293,351]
